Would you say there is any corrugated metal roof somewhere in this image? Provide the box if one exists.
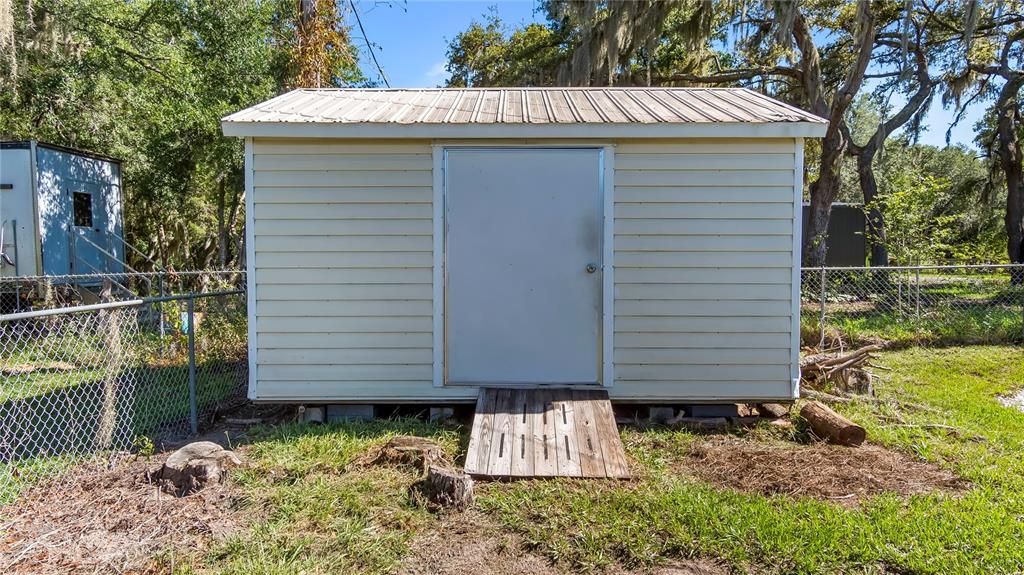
[223,88,825,126]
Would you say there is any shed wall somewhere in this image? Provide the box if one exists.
[612,140,796,400]
[250,138,798,402]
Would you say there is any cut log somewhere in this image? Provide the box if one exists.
[154,441,242,496]
[416,465,474,510]
[757,403,791,419]
[800,401,866,446]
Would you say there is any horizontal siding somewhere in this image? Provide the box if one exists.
[255,187,431,203]
[616,153,793,171]
[251,139,436,398]
[249,138,798,402]
[254,203,432,220]
[617,219,790,235]
[256,219,432,236]
[257,284,429,300]
[616,187,794,203]
[253,170,432,188]
[614,203,792,219]
[613,139,796,394]
[255,235,430,253]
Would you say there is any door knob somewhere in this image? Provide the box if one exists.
[585,263,598,273]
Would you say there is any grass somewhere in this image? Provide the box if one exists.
[162,346,1024,575]
[478,346,1024,574]
[192,420,462,575]
[5,346,1024,573]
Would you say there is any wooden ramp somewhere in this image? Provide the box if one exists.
[464,388,630,479]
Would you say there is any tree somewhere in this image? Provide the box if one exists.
[444,1,719,88]
[949,3,1024,278]
[0,0,365,271]
[291,0,361,88]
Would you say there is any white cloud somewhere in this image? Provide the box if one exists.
[424,61,448,86]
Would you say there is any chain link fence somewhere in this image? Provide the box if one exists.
[1,287,247,503]
[801,264,1024,347]
[2,264,1023,504]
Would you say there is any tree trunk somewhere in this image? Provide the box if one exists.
[856,152,889,266]
[996,98,1024,283]
[804,142,845,268]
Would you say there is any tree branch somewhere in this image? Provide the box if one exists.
[654,66,801,84]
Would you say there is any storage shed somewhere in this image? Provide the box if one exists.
[0,141,125,280]
[222,88,827,404]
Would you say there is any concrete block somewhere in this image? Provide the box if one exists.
[326,404,374,423]
[648,406,676,424]
[302,406,325,424]
[686,404,739,418]
[429,407,454,422]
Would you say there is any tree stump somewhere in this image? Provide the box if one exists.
[800,401,866,446]
[364,436,446,473]
[153,441,242,496]
[416,465,474,510]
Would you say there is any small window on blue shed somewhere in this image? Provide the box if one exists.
[73,192,93,228]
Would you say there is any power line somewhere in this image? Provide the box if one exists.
[348,0,391,88]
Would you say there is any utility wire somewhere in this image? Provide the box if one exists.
[348,0,391,88]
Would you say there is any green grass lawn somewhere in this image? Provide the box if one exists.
[165,345,1024,575]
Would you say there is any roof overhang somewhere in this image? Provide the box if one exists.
[221,120,828,140]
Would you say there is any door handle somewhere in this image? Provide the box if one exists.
[585,263,598,273]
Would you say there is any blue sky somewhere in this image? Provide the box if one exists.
[349,0,982,149]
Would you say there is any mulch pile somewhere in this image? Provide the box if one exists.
[0,452,242,574]
[677,436,967,505]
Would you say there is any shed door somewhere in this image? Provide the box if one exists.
[445,148,603,385]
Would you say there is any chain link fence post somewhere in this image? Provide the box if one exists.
[187,295,198,435]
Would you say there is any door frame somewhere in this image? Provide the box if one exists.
[432,143,615,389]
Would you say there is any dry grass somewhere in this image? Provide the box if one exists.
[675,435,967,505]
[0,451,243,574]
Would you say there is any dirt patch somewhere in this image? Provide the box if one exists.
[0,452,244,574]
[397,510,725,575]
[676,436,966,505]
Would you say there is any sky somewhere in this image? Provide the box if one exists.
[349,0,983,149]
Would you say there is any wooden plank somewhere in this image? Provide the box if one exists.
[464,389,495,475]
[551,389,582,477]
[532,389,557,476]
[592,394,630,479]
[487,389,515,477]
[572,390,606,478]
[509,389,534,477]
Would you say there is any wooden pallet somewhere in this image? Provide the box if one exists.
[464,388,630,479]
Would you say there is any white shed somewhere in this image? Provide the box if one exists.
[222,88,826,405]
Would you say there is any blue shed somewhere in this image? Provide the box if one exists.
[0,141,125,280]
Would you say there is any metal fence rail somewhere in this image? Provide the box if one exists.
[801,264,1024,347]
[0,270,245,312]
[0,289,247,502]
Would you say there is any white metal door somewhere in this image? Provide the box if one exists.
[445,148,603,385]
